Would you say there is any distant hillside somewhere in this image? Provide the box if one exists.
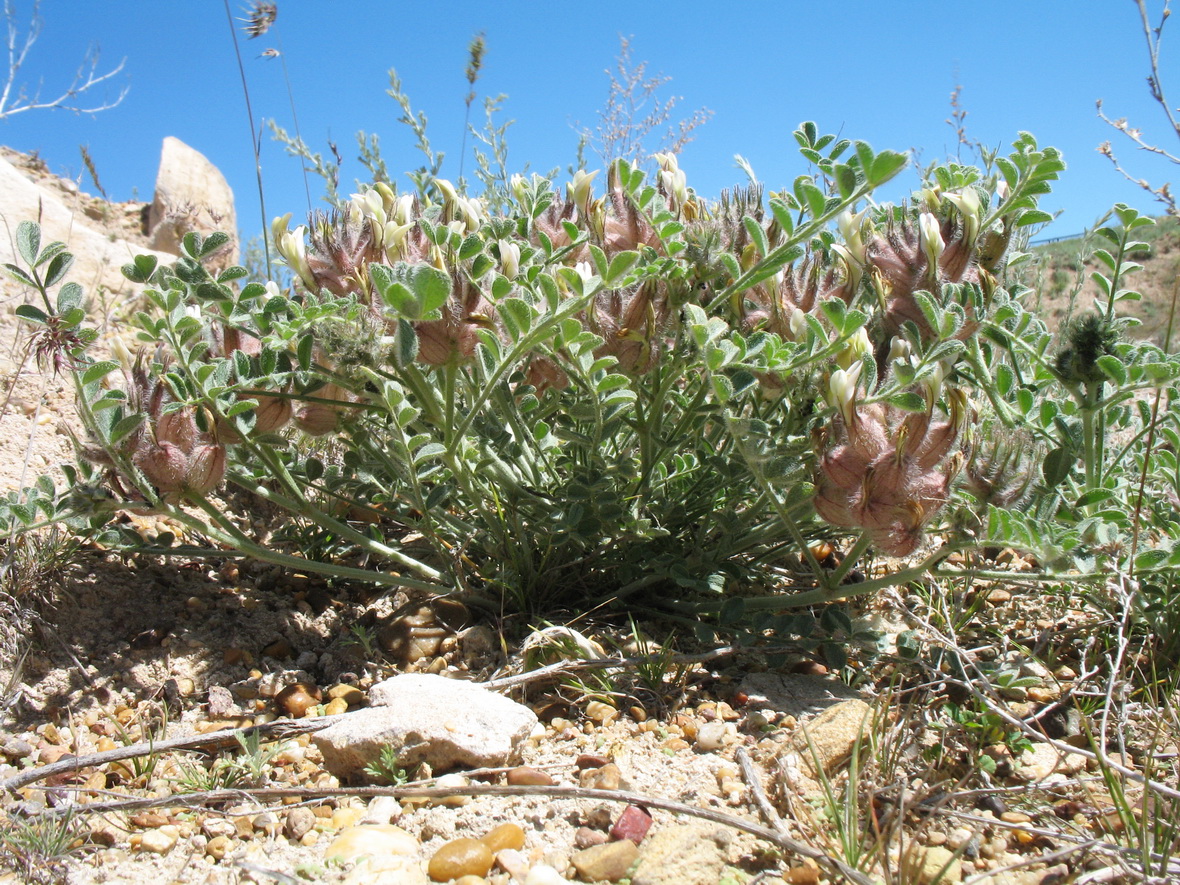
[1027,215,1180,344]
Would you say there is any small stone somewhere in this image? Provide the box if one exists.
[1000,811,1032,824]
[494,847,529,880]
[585,699,617,724]
[454,877,490,885]
[585,805,614,830]
[570,839,639,882]
[284,807,316,841]
[525,865,567,885]
[432,772,471,807]
[323,697,349,716]
[783,863,821,885]
[1029,686,1063,706]
[481,822,525,853]
[263,638,294,660]
[1,738,33,759]
[580,762,624,791]
[575,827,608,848]
[694,721,727,752]
[630,824,728,885]
[205,835,232,860]
[233,817,255,840]
[252,812,280,836]
[576,754,609,770]
[1016,744,1087,781]
[361,795,402,826]
[202,818,236,839]
[138,826,178,854]
[903,845,961,885]
[275,683,321,718]
[507,766,553,786]
[609,805,653,843]
[325,824,419,862]
[946,828,975,851]
[328,684,365,706]
[131,812,170,829]
[344,854,431,885]
[428,837,495,881]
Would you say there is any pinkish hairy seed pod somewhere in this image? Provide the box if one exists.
[184,443,228,495]
[252,395,293,435]
[294,384,352,436]
[522,355,570,393]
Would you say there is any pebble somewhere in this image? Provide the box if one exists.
[202,818,236,839]
[428,837,495,881]
[507,765,554,786]
[494,848,529,880]
[454,877,490,885]
[323,697,349,716]
[433,772,471,807]
[694,721,727,752]
[481,822,525,853]
[263,638,294,660]
[275,683,321,718]
[585,699,617,724]
[580,762,624,791]
[361,795,402,826]
[783,864,821,885]
[206,835,232,860]
[905,845,961,884]
[570,839,639,882]
[524,865,567,885]
[575,827,608,848]
[585,805,614,830]
[284,807,316,841]
[576,754,609,770]
[138,826,178,854]
[325,824,419,862]
[946,827,975,850]
[328,683,365,705]
[610,805,653,843]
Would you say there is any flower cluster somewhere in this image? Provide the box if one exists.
[813,361,969,556]
[122,361,227,499]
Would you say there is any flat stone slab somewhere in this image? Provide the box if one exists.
[312,674,538,782]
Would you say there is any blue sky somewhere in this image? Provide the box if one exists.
[2,1,1177,243]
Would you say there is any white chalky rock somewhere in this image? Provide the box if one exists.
[312,673,538,781]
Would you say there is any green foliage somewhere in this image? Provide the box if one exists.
[7,125,1180,648]
[363,744,411,786]
[0,807,84,884]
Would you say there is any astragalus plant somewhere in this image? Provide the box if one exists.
[8,126,1180,640]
